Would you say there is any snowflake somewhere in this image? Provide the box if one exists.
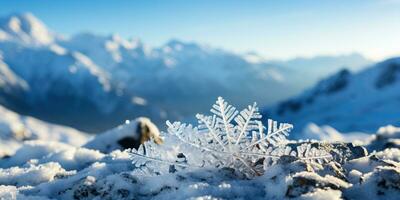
[130,97,332,177]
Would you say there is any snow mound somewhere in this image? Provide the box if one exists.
[0,105,90,157]
[0,162,74,187]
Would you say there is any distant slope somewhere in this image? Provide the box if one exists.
[263,57,400,136]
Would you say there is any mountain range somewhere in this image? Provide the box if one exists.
[0,13,371,132]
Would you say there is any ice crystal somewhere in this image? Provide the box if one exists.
[130,97,333,177]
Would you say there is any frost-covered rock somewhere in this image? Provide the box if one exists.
[345,165,400,200]
[367,125,400,152]
[286,172,350,198]
[286,141,368,164]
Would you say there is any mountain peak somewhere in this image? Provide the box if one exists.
[0,12,54,45]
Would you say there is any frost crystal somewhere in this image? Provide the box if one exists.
[130,97,332,177]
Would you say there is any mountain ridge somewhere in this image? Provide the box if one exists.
[263,57,400,136]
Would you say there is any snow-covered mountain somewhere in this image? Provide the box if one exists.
[58,34,297,116]
[263,57,400,136]
[0,13,55,45]
[0,13,371,132]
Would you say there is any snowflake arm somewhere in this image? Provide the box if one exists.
[234,102,261,145]
[196,114,228,151]
[210,97,238,149]
[245,119,293,149]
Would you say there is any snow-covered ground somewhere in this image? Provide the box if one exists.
[0,98,399,200]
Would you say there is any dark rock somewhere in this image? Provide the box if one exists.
[367,125,400,152]
[324,69,350,94]
[277,100,302,115]
[117,137,141,150]
[0,155,11,160]
[375,62,400,89]
[375,166,400,191]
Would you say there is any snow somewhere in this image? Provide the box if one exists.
[0,97,397,199]
[0,115,399,199]
[0,162,74,187]
[49,44,66,55]
[297,189,343,200]
[376,125,400,138]
[131,96,148,106]
[0,13,54,45]
[0,185,50,200]
[0,104,90,157]
[374,148,400,162]
[301,123,372,144]
[0,141,104,171]
[0,58,28,90]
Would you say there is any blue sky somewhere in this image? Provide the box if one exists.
[0,0,399,60]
